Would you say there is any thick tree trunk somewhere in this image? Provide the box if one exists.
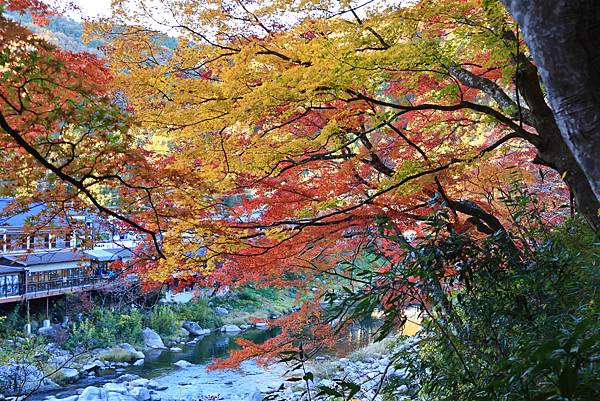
[512,49,600,232]
[501,0,600,210]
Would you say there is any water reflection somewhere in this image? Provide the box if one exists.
[124,328,280,377]
[328,316,384,357]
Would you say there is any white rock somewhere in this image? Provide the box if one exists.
[115,374,141,383]
[129,387,150,401]
[133,359,145,367]
[78,386,108,401]
[142,328,166,350]
[214,307,229,315]
[57,367,80,383]
[128,378,149,388]
[173,360,194,368]
[254,322,269,329]
[182,322,210,336]
[147,380,167,391]
[169,347,182,353]
[82,361,105,372]
[220,325,241,332]
[107,392,136,401]
[103,383,127,394]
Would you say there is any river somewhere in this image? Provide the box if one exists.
[31,320,387,401]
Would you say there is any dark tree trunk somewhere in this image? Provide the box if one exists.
[501,0,600,213]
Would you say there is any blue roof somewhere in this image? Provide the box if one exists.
[0,197,99,228]
[0,198,48,227]
[0,251,86,266]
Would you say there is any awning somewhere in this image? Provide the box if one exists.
[0,264,25,274]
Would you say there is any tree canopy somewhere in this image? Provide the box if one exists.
[85,0,597,285]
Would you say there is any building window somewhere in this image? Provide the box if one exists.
[32,234,49,249]
[0,274,21,297]
[5,234,27,252]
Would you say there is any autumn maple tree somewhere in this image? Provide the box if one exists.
[0,0,163,250]
[88,0,596,284]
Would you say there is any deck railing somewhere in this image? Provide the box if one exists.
[25,276,103,294]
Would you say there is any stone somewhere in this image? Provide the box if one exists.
[0,364,60,396]
[78,386,108,401]
[214,307,229,315]
[129,387,150,401]
[133,359,145,367]
[142,328,166,349]
[82,361,105,372]
[146,381,167,391]
[114,374,141,383]
[254,322,269,329]
[47,354,73,369]
[37,324,63,338]
[240,324,251,330]
[57,367,80,383]
[107,392,136,401]
[169,347,182,353]
[173,360,193,368]
[113,344,145,360]
[220,325,241,332]
[181,322,210,337]
[128,378,149,388]
[103,383,127,394]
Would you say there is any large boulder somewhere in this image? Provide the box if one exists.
[173,360,194,368]
[128,387,150,401]
[182,321,210,337]
[106,392,136,401]
[103,383,128,394]
[142,328,166,350]
[78,386,108,401]
[114,374,141,384]
[0,364,60,396]
[82,361,105,372]
[56,367,80,383]
[221,325,241,332]
[214,307,229,315]
[117,344,145,360]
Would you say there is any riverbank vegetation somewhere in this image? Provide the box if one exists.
[317,194,600,401]
[0,286,297,352]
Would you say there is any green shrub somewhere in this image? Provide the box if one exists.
[0,305,24,337]
[98,348,140,362]
[148,304,178,338]
[66,308,143,349]
[175,299,223,328]
[326,194,600,401]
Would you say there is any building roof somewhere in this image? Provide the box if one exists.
[85,248,134,262]
[0,264,25,274]
[0,198,49,227]
[100,247,135,259]
[0,244,136,267]
[0,250,86,266]
[0,197,97,228]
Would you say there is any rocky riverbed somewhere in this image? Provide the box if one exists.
[41,361,286,401]
[1,321,415,401]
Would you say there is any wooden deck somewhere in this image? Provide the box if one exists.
[0,278,106,304]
